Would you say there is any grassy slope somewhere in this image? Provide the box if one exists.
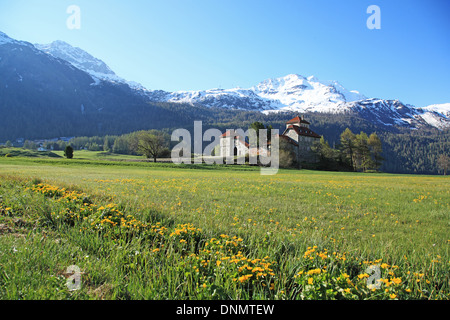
[0,156,448,299]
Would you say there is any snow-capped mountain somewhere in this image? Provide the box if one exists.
[253,74,367,111]
[145,74,449,129]
[22,33,450,130]
[421,103,450,118]
[0,31,14,45]
[0,31,178,141]
[416,103,450,130]
[34,40,145,90]
[147,74,367,112]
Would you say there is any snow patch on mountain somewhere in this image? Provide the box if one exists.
[419,112,449,129]
[421,103,450,118]
[0,31,13,45]
[153,74,369,113]
[250,74,367,112]
[11,32,446,131]
[34,40,145,90]
[144,73,449,129]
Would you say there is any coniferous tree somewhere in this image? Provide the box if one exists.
[437,154,449,175]
[340,128,356,171]
[368,132,383,171]
[354,132,370,172]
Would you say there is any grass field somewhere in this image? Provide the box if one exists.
[0,155,448,300]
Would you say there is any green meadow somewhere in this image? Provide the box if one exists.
[0,155,448,300]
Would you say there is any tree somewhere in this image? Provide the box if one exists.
[64,145,74,159]
[354,132,371,172]
[57,140,67,151]
[112,136,130,154]
[368,132,383,171]
[312,137,332,165]
[103,135,116,152]
[5,140,12,148]
[23,140,37,150]
[279,138,297,168]
[136,130,169,162]
[437,154,449,175]
[311,136,349,171]
[249,121,266,147]
[340,128,356,171]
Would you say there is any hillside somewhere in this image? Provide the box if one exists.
[0,31,448,174]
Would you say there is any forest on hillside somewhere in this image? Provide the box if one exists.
[14,105,448,175]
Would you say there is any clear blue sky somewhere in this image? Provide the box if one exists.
[0,0,449,108]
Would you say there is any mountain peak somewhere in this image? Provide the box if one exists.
[35,41,116,77]
[48,40,76,49]
[34,40,115,75]
[34,40,147,90]
[283,73,306,80]
[0,31,14,45]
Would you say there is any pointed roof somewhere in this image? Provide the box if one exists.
[283,125,321,139]
[286,115,310,125]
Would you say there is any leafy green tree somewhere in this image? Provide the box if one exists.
[64,145,74,159]
[312,137,333,165]
[437,154,449,175]
[136,130,170,162]
[23,140,37,150]
[340,128,356,171]
[57,140,67,151]
[103,135,116,152]
[112,136,129,154]
[354,132,371,172]
[5,140,12,148]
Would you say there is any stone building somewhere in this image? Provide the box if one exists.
[279,115,321,163]
[217,115,321,163]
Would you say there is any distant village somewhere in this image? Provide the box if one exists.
[1,136,74,151]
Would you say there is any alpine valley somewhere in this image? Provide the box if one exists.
[0,31,448,174]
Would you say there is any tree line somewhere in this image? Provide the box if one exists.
[68,130,172,162]
[11,109,448,174]
[310,128,383,172]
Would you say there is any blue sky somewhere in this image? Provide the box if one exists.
[0,0,449,108]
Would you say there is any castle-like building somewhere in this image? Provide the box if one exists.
[279,115,321,163]
[218,115,321,164]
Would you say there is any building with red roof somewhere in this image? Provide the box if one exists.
[217,115,321,164]
[280,115,321,163]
